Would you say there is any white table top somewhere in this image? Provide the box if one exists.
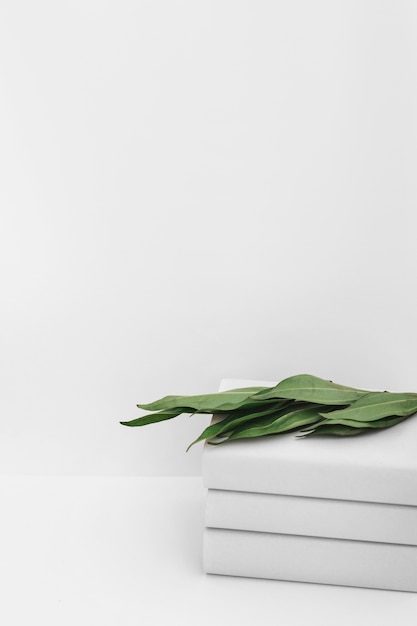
[0,476,415,626]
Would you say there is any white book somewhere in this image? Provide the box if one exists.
[203,528,417,592]
[202,379,417,506]
[206,488,417,545]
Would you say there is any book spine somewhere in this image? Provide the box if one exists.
[203,528,417,592]
[202,445,416,506]
[205,489,417,546]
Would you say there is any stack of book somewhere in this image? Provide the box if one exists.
[202,379,417,592]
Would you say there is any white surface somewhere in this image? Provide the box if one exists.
[203,380,417,505]
[2,1,417,476]
[204,528,417,593]
[206,489,417,545]
[1,476,416,626]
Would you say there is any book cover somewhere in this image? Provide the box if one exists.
[206,488,417,545]
[202,379,417,506]
[204,528,417,592]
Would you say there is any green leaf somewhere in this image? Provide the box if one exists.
[319,392,417,422]
[120,407,190,427]
[137,386,271,413]
[319,415,410,429]
[217,404,330,442]
[300,424,369,437]
[250,374,366,405]
[186,400,294,451]
[122,375,417,447]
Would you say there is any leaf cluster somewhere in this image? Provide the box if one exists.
[120,375,417,450]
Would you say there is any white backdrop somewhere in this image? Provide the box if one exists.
[1,0,417,475]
